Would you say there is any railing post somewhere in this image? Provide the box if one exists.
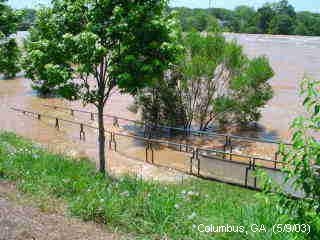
[108,132,113,150]
[151,142,154,164]
[245,158,252,187]
[253,158,257,189]
[196,148,200,177]
[113,117,119,127]
[223,135,228,160]
[224,136,228,151]
[80,123,85,141]
[145,141,154,164]
[91,113,94,121]
[145,141,151,163]
[108,132,117,151]
[274,151,278,169]
[113,133,117,152]
[190,148,195,175]
[229,137,233,161]
[55,118,60,130]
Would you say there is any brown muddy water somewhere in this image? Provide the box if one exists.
[0,75,189,181]
[0,33,319,184]
[225,33,320,140]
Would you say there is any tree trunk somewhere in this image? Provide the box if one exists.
[97,103,106,174]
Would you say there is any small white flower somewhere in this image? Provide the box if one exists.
[188,212,197,220]
[174,204,180,209]
[187,191,199,197]
[120,190,130,197]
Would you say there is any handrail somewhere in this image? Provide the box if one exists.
[10,107,97,130]
[11,106,283,167]
[197,147,285,165]
[42,104,292,146]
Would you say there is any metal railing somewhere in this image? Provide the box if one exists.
[41,104,292,161]
[42,104,292,146]
[11,106,289,190]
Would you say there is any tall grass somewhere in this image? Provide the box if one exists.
[0,132,303,239]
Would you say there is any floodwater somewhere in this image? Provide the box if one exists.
[0,33,319,186]
[0,74,190,181]
[225,33,320,140]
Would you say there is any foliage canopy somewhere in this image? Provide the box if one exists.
[135,31,274,131]
[263,78,320,238]
[173,0,320,36]
[24,0,181,173]
[0,0,21,78]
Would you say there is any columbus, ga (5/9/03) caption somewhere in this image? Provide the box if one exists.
[197,224,311,235]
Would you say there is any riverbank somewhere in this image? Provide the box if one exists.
[0,131,303,240]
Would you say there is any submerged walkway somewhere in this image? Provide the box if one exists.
[9,105,303,197]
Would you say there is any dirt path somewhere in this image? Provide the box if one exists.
[0,181,122,240]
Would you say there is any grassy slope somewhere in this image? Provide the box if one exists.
[0,132,302,240]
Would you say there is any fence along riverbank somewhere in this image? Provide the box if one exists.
[42,104,292,161]
[11,106,302,196]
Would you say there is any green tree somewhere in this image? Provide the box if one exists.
[180,32,274,130]
[175,8,220,32]
[234,5,257,33]
[256,4,275,33]
[189,9,208,32]
[0,0,21,78]
[227,56,274,125]
[179,31,237,130]
[295,11,320,36]
[275,0,296,18]
[267,0,296,35]
[18,8,37,31]
[295,22,308,36]
[135,71,186,129]
[24,0,180,174]
[268,14,295,35]
[136,31,274,131]
[23,7,72,95]
[264,77,320,239]
[209,7,237,32]
[0,38,20,78]
[172,2,320,36]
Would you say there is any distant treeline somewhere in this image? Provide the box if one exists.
[17,8,36,31]
[13,0,320,36]
[172,0,320,36]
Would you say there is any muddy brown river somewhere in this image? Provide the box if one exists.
[225,33,320,140]
[0,33,319,187]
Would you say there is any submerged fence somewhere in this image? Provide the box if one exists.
[11,106,294,192]
[42,104,292,161]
